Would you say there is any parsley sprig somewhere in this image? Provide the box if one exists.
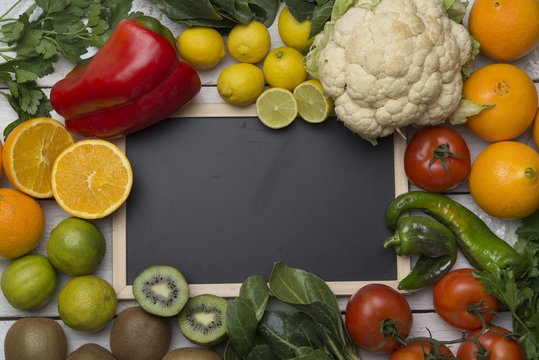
[476,209,539,359]
[0,0,137,139]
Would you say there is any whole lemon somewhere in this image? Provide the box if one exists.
[278,6,314,52]
[1,254,57,310]
[263,47,307,91]
[469,141,539,219]
[47,217,106,276]
[178,27,226,69]
[58,275,117,332]
[217,63,265,106]
[227,21,271,63]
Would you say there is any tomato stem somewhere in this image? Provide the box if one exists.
[428,143,466,175]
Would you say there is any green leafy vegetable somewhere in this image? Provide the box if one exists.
[476,209,539,360]
[150,0,279,28]
[258,311,325,358]
[224,262,360,360]
[283,0,335,37]
[0,0,137,139]
[239,274,270,322]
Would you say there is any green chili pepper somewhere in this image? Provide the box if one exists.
[384,216,457,290]
[386,191,527,278]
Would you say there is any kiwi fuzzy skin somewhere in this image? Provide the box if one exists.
[4,318,67,360]
[110,306,171,360]
[162,347,223,360]
[67,343,117,360]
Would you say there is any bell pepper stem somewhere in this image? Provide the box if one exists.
[383,234,401,248]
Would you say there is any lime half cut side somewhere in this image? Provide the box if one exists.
[256,88,298,129]
[293,80,334,123]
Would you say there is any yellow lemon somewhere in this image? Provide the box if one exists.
[263,47,307,91]
[227,21,271,63]
[217,63,265,106]
[293,80,334,123]
[278,6,314,52]
[178,27,226,69]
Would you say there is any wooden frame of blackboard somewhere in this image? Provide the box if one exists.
[111,103,410,300]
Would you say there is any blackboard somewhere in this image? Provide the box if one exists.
[112,115,409,299]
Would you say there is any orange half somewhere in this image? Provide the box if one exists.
[2,118,74,198]
[51,140,133,219]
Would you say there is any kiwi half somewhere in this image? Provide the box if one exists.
[177,294,228,346]
[132,265,189,317]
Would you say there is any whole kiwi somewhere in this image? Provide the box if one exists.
[162,347,223,360]
[4,317,67,360]
[110,306,171,360]
[67,343,117,360]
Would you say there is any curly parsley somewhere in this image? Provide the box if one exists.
[476,209,539,360]
[0,0,138,139]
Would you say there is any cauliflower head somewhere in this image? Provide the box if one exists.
[317,0,472,141]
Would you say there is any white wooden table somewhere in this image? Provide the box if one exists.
[0,0,537,358]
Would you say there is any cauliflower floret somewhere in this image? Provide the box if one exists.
[318,0,472,140]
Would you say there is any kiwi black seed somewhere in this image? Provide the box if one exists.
[132,265,189,317]
[67,343,117,360]
[177,294,229,346]
[110,306,171,360]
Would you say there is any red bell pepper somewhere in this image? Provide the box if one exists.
[51,16,201,138]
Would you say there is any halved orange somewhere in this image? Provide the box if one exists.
[51,140,133,219]
[2,118,74,198]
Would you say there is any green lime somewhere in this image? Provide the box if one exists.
[47,217,106,276]
[293,80,334,123]
[1,254,57,310]
[256,87,298,129]
[58,275,117,332]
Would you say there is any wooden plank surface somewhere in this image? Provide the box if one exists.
[0,0,537,358]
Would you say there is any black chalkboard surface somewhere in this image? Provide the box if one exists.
[118,115,407,296]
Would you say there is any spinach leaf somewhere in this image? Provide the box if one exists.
[293,347,332,359]
[309,1,334,37]
[245,344,276,359]
[226,296,259,358]
[224,341,243,360]
[258,310,324,358]
[239,274,270,321]
[151,0,279,28]
[283,0,316,21]
[268,261,339,313]
[269,262,359,360]
[284,0,334,37]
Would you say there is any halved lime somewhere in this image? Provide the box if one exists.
[256,87,298,129]
[293,80,334,123]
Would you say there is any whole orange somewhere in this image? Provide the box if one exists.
[533,108,539,150]
[468,0,539,61]
[0,188,45,258]
[464,64,538,142]
[469,141,539,219]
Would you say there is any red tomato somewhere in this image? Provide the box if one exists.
[433,268,499,330]
[389,341,454,360]
[345,284,413,353]
[457,325,525,360]
[404,126,471,192]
